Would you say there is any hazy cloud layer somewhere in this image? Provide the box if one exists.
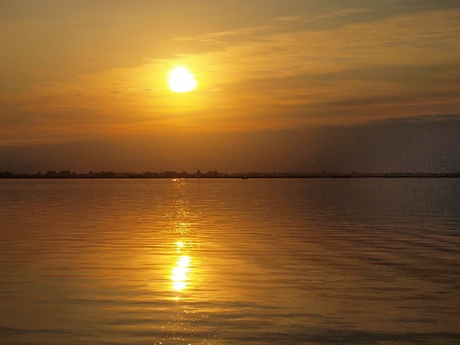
[0,1,459,172]
[2,115,459,174]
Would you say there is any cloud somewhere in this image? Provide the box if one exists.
[1,4,459,146]
[272,16,302,23]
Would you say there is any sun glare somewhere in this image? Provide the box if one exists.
[168,67,197,93]
[171,255,191,291]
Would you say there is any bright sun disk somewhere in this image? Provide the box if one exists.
[168,67,197,93]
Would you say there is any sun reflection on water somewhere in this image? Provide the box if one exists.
[171,255,191,291]
[167,180,197,297]
[170,239,194,295]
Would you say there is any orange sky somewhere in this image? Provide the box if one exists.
[1,1,459,173]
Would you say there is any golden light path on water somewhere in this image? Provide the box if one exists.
[168,181,196,299]
[171,243,191,292]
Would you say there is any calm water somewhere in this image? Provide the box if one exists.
[0,178,459,345]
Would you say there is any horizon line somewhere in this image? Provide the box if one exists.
[1,171,459,179]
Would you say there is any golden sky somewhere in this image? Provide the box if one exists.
[1,1,459,173]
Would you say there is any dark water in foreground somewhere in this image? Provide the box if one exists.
[0,178,459,344]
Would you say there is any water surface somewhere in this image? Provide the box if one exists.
[0,178,459,344]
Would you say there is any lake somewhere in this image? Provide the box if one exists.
[0,178,459,344]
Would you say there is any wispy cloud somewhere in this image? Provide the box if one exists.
[1,5,459,145]
[166,7,460,124]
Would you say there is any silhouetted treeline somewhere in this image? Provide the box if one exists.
[1,170,459,179]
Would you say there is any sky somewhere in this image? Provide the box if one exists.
[1,0,459,173]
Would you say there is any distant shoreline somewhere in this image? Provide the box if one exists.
[1,171,459,179]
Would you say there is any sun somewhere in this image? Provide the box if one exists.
[168,67,197,93]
